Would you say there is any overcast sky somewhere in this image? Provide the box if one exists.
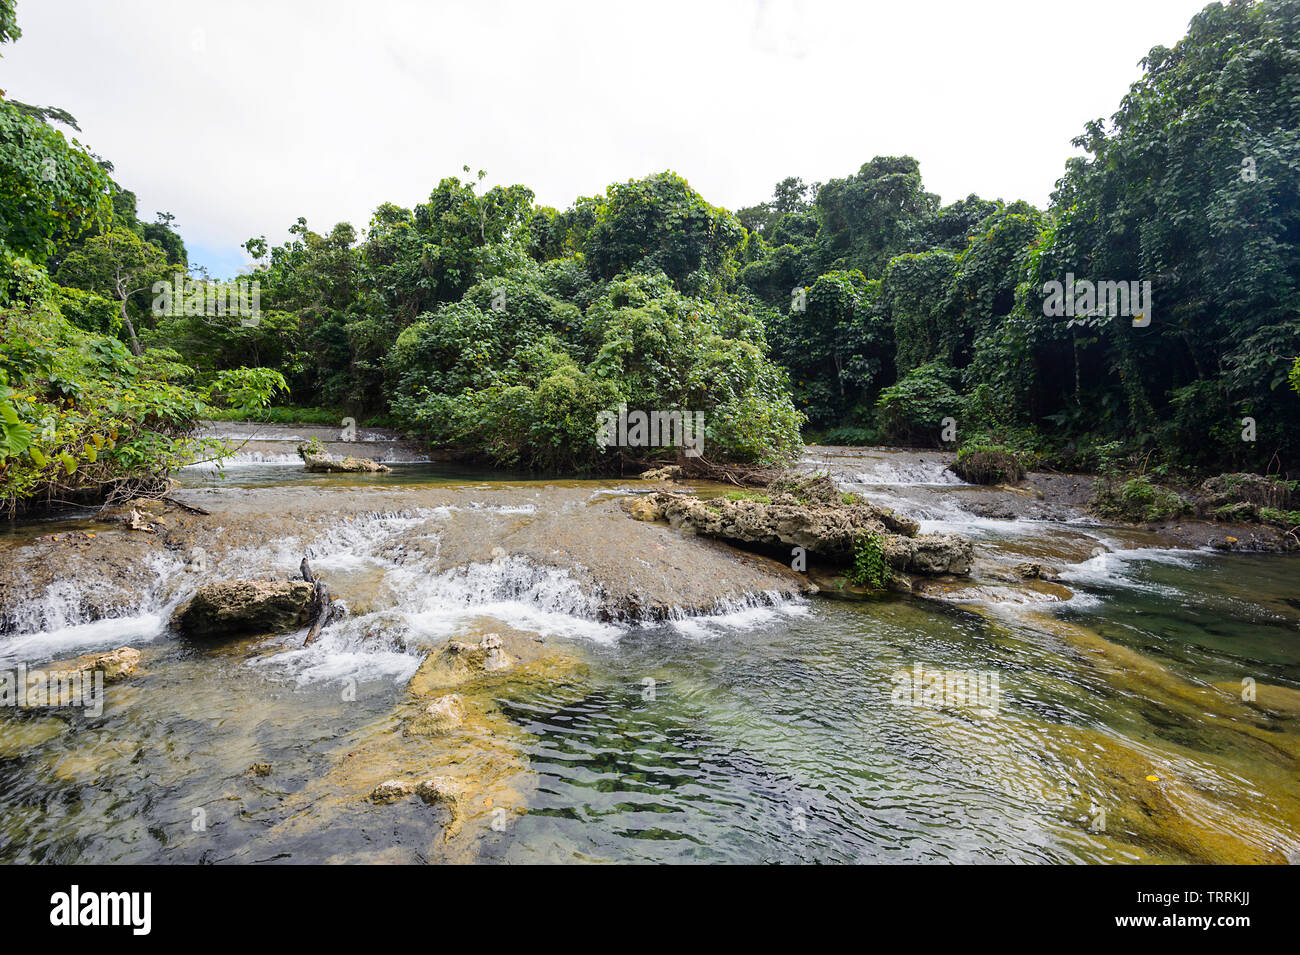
[4,0,1212,278]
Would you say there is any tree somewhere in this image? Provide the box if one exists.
[0,0,19,49]
[585,172,744,290]
[0,98,112,272]
[769,269,888,427]
[1034,0,1300,465]
[57,228,170,355]
[815,156,938,278]
[737,176,818,237]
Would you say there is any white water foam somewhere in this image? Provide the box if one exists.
[0,612,167,667]
[0,552,184,665]
[853,459,970,487]
[851,486,1049,539]
[400,557,620,644]
[667,592,811,639]
[1056,543,1204,598]
[188,448,430,468]
[220,510,624,685]
[2,504,814,687]
[184,451,304,468]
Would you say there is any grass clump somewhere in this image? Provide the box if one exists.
[722,490,770,503]
[952,443,1025,485]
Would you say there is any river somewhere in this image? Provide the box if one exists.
[0,426,1295,863]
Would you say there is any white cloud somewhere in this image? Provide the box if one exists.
[4,0,1211,276]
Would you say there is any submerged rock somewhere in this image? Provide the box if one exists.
[364,776,466,836]
[0,718,67,757]
[414,634,515,689]
[263,630,591,860]
[1214,680,1300,720]
[49,646,142,683]
[170,580,320,638]
[407,693,465,736]
[14,646,142,709]
[369,779,412,804]
[415,776,465,835]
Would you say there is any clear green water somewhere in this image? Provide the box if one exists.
[1,464,1296,864]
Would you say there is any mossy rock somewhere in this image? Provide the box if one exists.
[952,445,1025,485]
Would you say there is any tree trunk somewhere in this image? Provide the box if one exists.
[114,265,143,356]
[119,298,143,356]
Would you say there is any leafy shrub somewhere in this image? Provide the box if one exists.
[1259,507,1300,530]
[0,301,208,514]
[848,532,887,589]
[389,269,803,471]
[875,361,961,446]
[204,367,288,415]
[1091,475,1189,523]
[818,424,879,446]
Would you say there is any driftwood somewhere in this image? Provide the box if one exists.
[617,451,782,488]
[680,456,784,488]
[299,557,339,647]
[162,496,211,516]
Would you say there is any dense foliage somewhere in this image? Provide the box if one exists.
[0,10,281,512]
[2,0,1296,504]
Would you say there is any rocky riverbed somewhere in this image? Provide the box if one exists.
[0,482,817,632]
[0,439,1296,863]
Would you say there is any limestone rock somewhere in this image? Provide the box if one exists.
[634,470,973,579]
[1013,561,1045,580]
[299,449,391,473]
[1200,472,1291,510]
[369,779,412,804]
[170,580,320,638]
[50,646,142,682]
[639,465,683,482]
[411,633,516,692]
[623,496,665,522]
[416,776,466,836]
[415,776,461,808]
[450,633,513,673]
[14,646,141,709]
[407,693,465,736]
